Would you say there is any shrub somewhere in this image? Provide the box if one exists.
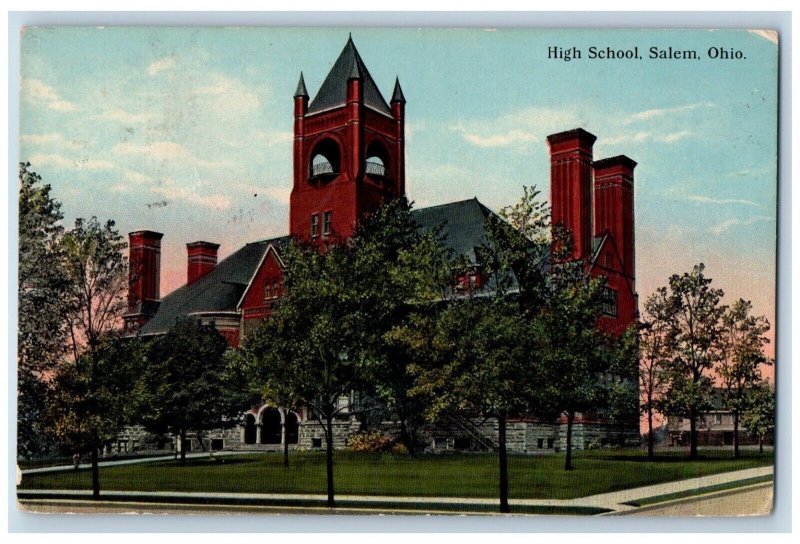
[391,442,409,455]
[346,431,395,453]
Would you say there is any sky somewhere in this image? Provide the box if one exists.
[19,27,778,358]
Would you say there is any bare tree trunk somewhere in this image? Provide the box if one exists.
[325,409,335,508]
[647,408,655,459]
[91,445,100,499]
[758,434,763,454]
[498,410,510,513]
[180,429,187,466]
[733,412,740,459]
[689,409,698,460]
[565,411,574,471]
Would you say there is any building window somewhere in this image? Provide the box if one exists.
[547,438,555,449]
[714,413,722,425]
[601,287,618,317]
[323,211,332,237]
[272,280,280,299]
[311,214,320,238]
[537,438,544,449]
[264,283,271,302]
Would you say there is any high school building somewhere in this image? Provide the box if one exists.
[120,37,639,454]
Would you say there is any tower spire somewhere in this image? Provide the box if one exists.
[294,71,308,98]
[391,77,406,104]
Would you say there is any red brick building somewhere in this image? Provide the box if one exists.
[122,38,639,453]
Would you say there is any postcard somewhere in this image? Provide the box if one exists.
[16,27,777,517]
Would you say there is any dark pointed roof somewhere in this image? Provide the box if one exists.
[138,236,290,336]
[137,199,512,335]
[307,37,392,116]
[391,77,406,104]
[294,72,308,98]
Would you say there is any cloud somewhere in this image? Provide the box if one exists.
[711,215,775,235]
[453,107,578,150]
[192,74,261,116]
[29,153,114,171]
[98,108,152,124]
[684,195,760,207]
[148,57,176,76]
[150,183,232,211]
[123,170,154,184]
[623,103,715,125]
[21,133,63,145]
[112,140,228,169]
[457,128,538,148]
[602,130,690,146]
[252,129,293,148]
[22,78,79,112]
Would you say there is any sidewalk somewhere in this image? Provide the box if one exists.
[17,465,773,515]
[19,451,255,475]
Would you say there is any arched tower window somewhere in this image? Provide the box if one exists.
[365,140,390,180]
[309,139,341,182]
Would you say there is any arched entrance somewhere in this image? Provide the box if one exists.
[260,407,282,444]
[244,413,257,445]
[285,412,299,445]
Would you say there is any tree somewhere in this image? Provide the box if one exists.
[606,326,640,448]
[659,264,725,460]
[743,380,775,453]
[407,297,532,513]
[142,319,247,466]
[17,163,67,457]
[60,216,128,362]
[716,299,771,458]
[534,259,609,471]
[50,333,145,498]
[242,198,449,507]
[638,289,672,459]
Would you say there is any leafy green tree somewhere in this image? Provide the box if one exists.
[17,163,67,457]
[534,259,609,471]
[659,264,725,460]
[408,297,532,513]
[606,326,640,447]
[60,216,128,362]
[142,319,247,466]
[743,380,775,453]
[716,299,771,458]
[242,198,449,507]
[638,289,672,459]
[50,333,146,498]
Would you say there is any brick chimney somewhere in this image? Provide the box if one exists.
[547,128,597,262]
[593,155,636,279]
[125,230,163,332]
[187,241,220,285]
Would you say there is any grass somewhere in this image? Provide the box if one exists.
[18,448,773,501]
[621,474,774,507]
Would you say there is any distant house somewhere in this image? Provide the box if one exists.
[666,389,773,448]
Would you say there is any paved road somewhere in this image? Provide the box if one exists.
[623,484,773,517]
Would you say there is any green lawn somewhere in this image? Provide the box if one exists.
[19,448,773,500]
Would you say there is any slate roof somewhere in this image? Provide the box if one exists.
[137,199,497,335]
[411,198,493,262]
[307,37,393,116]
[138,236,289,336]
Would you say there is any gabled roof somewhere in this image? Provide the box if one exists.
[138,199,505,334]
[307,37,392,116]
[411,198,494,263]
[138,235,289,335]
